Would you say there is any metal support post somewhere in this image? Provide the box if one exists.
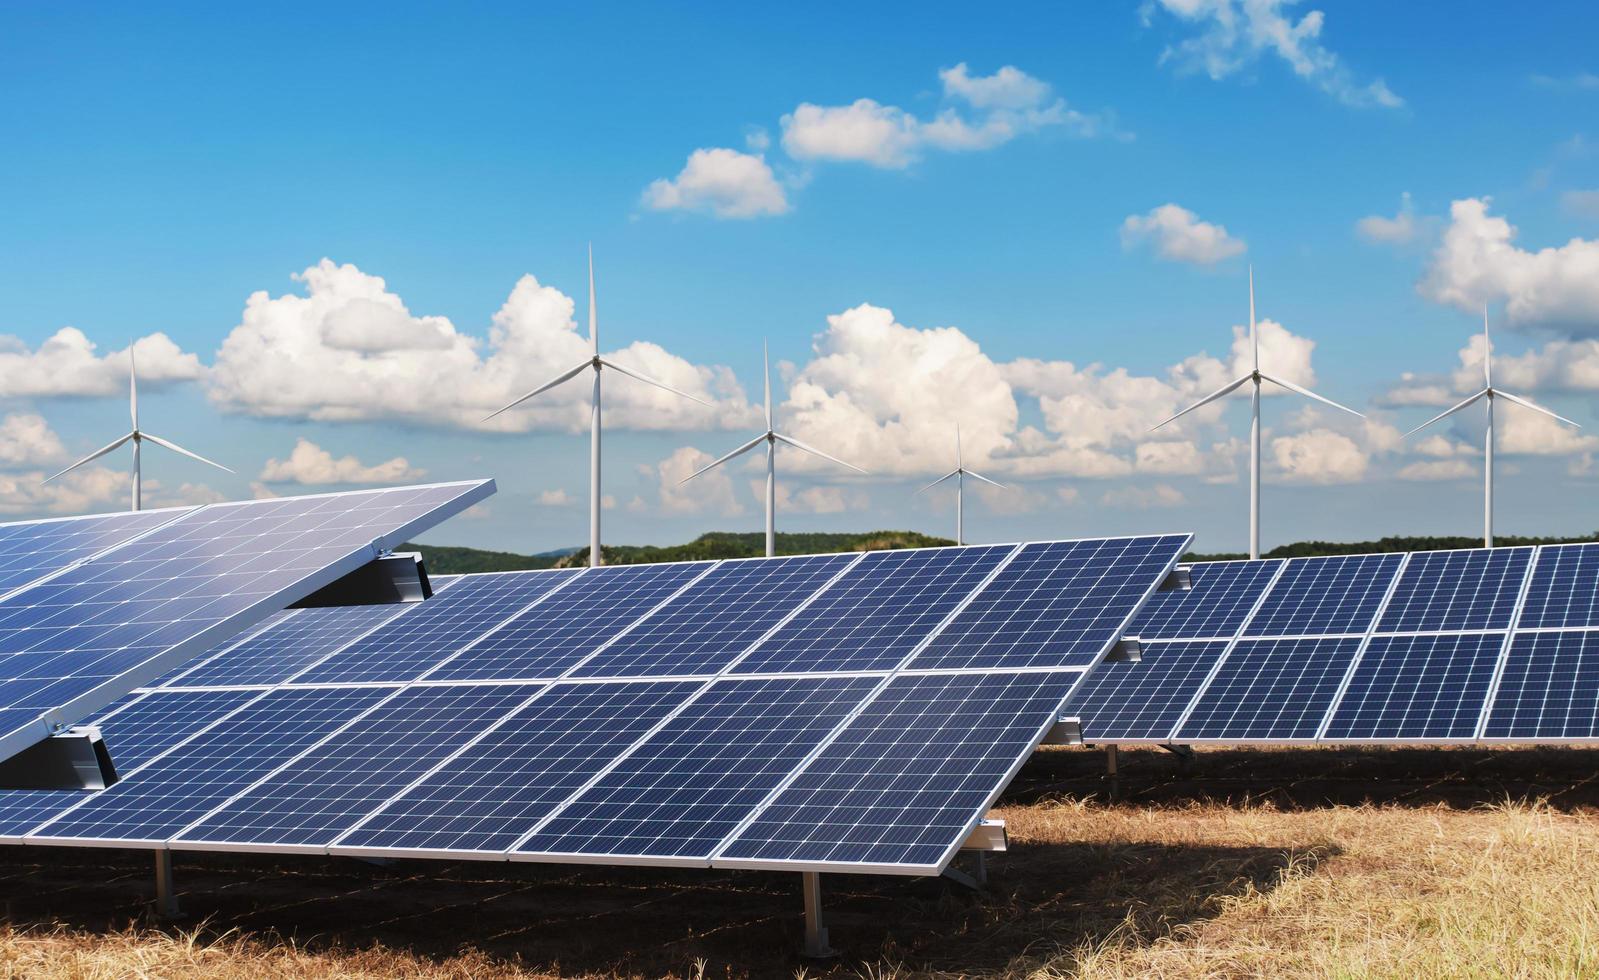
[1160,743,1195,775]
[1105,744,1120,803]
[801,871,835,958]
[153,851,180,919]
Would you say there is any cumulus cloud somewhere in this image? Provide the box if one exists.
[1357,192,1425,245]
[1102,483,1186,509]
[258,438,426,485]
[0,329,203,398]
[1419,198,1599,335]
[653,446,743,516]
[1144,0,1402,109]
[537,489,575,507]
[768,482,870,515]
[1270,427,1368,483]
[1121,204,1246,264]
[1397,459,1476,482]
[642,148,789,219]
[0,467,220,516]
[205,259,755,432]
[0,414,67,468]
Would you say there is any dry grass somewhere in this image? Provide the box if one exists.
[2,745,1598,978]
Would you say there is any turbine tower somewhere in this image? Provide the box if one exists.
[1152,267,1363,559]
[484,247,708,567]
[681,341,865,557]
[44,346,233,511]
[1405,305,1579,548]
[916,424,1005,546]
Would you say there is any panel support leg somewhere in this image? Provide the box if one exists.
[801,872,834,958]
[153,851,180,920]
[1105,744,1120,802]
[1160,743,1195,775]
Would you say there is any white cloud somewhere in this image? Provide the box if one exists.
[0,467,214,514]
[0,414,67,468]
[258,438,426,485]
[768,483,869,515]
[1562,190,1599,221]
[0,329,203,398]
[782,100,922,168]
[537,489,575,507]
[1102,483,1186,509]
[1419,198,1599,335]
[1270,427,1368,484]
[653,446,743,516]
[205,259,754,432]
[642,148,789,219]
[1357,192,1423,245]
[1144,0,1402,109]
[1496,407,1599,456]
[1397,459,1476,482]
[1121,204,1246,265]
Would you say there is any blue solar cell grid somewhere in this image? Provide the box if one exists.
[433,563,709,682]
[175,684,544,849]
[159,601,415,689]
[519,675,880,861]
[1374,549,1531,633]
[573,554,857,678]
[1061,640,1230,741]
[1518,544,1599,630]
[1128,560,1282,640]
[335,680,700,855]
[734,546,1013,674]
[1244,554,1404,637]
[0,508,193,595]
[1322,633,1504,740]
[1177,637,1363,740]
[908,535,1189,670]
[718,671,1080,872]
[1484,631,1599,739]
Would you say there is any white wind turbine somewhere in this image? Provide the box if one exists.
[916,425,1005,546]
[1405,305,1579,548]
[44,346,233,511]
[681,341,866,557]
[484,247,708,567]
[1151,267,1363,559]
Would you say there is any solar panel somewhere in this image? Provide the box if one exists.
[1061,640,1230,741]
[1374,548,1531,633]
[335,681,700,856]
[1128,559,1283,640]
[1244,553,1404,637]
[517,675,881,863]
[571,554,858,678]
[1176,637,1364,741]
[1483,630,1599,740]
[1321,633,1505,740]
[908,536,1190,670]
[732,546,1014,675]
[1518,544,1599,630]
[0,481,492,765]
[0,507,193,595]
[432,563,711,682]
[172,684,544,851]
[715,671,1080,874]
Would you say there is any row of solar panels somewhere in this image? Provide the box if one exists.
[1064,544,1599,743]
[0,535,1193,875]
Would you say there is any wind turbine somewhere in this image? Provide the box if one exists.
[44,346,233,511]
[1405,305,1579,548]
[1151,267,1363,559]
[681,341,866,557]
[916,425,1005,546]
[484,247,708,567]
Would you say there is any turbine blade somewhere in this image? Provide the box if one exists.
[598,357,710,406]
[1497,390,1580,428]
[1403,390,1486,437]
[1248,265,1257,373]
[482,360,592,421]
[772,432,867,474]
[763,340,772,429]
[588,243,597,356]
[129,343,139,430]
[679,434,766,484]
[42,432,134,484]
[140,432,235,473]
[1483,305,1491,389]
[964,468,1007,490]
[915,470,958,495]
[955,423,962,468]
[1260,373,1365,418]
[1149,375,1250,431]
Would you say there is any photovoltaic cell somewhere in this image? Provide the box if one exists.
[908,536,1190,670]
[30,685,389,844]
[1060,640,1230,741]
[572,554,856,678]
[519,675,880,861]
[1321,633,1504,740]
[335,680,699,855]
[733,546,1014,674]
[718,671,1079,872]
[296,569,578,684]
[1484,631,1599,739]
[1176,637,1363,740]
[1518,544,1599,630]
[1243,554,1404,637]
[1128,559,1282,640]
[157,601,417,689]
[174,684,543,849]
[432,563,710,682]
[1374,548,1530,633]
[0,508,193,595]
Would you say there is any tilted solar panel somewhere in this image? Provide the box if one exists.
[1518,544,1599,630]
[1374,548,1531,633]
[1321,633,1505,740]
[1061,640,1231,741]
[0,507,194,595]
[1483,630,1599,740]
[1176,637,1364,741]
[1127,559,1282,640]
[1244,553,1403,637]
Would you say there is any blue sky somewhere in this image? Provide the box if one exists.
[2,1,1598,554]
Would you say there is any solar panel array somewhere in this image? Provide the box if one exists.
[8,534,1192,876]
[1064,542,1599,744]
[0,481,493,766]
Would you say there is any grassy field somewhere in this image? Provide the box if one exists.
[1,745,1596,978]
